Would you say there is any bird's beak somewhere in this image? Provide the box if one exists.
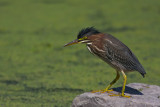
[64,39,80,47]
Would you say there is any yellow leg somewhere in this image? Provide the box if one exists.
[104,70,120,91]
[92,70,120,93]
[109,70,130,98]
[121,70,130,98]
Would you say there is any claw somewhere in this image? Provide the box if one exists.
[91,89,113,93]
[121,94,131,98]
[109,93,131,98]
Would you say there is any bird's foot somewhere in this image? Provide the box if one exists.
[109,93,131,98]
[91,89,113,93]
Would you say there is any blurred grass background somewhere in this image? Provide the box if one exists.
[0,0,160,106]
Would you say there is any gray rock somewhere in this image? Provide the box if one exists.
[72,83,160,107]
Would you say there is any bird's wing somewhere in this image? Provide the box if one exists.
[104,38,146,77]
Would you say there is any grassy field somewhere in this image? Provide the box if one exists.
[0,0,160,106]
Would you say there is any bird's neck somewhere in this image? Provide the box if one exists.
[86,44,94,55]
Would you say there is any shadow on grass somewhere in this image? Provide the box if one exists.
[0,1,10,6]
[112,86,143,95]
[24,85,84,93]
[0,80,19,85]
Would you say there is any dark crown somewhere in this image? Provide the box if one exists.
[77,27,100,39]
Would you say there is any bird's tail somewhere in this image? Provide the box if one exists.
[137,64,146,78]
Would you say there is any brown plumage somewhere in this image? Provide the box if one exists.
[64,27,146,98]
[87,33,146,77]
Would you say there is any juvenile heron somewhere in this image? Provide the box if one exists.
[64,27,146,98]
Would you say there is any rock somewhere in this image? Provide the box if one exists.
[72,83,160,107]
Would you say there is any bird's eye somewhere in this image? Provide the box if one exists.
[79,36,87,41]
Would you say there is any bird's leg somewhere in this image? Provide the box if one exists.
[109,70,130,98]
[92,70,120,93]
[121,70,130,98]
[103,70,120,92]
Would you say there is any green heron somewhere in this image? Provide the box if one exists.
[64,27,146,98]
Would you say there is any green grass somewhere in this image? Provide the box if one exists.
[0,0,160,106]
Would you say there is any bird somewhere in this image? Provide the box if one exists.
[64,27,146,98]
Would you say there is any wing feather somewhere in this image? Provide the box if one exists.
[103,37,146,77]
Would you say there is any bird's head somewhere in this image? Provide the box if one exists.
[64,27,100,47]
